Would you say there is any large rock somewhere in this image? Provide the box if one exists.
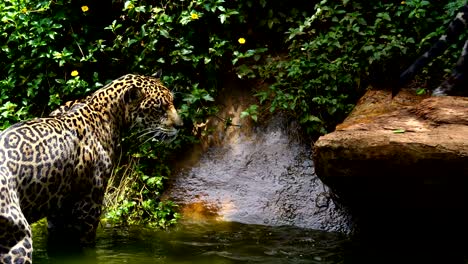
[313,89,468,210]
[313,88,468,263]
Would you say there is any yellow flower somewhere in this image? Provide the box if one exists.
[401,1,406,4]
[238,37,246,44]
[81,5,89,12]
[71,70,79,77]
[21,8,28,14]
[191,13,199,20]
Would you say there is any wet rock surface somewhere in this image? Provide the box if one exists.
[313,88,468,249]
[313,89,468,209]
[166,115,353,233]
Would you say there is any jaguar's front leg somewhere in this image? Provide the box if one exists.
[72,192,105,245]
[47,188,105,247]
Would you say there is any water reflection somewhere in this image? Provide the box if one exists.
[32,220,350,264]
[33,219,468,264]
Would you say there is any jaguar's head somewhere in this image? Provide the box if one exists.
[121,74,183,142]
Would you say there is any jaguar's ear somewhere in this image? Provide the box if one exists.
[124,86,143,104]
[152,69,162,79]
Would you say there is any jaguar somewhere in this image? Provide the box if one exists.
[48,98,86,117]
[0,73,183,263]
[396,4,468,97]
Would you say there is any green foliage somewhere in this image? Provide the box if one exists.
[104,140,185,228]
[0,102,29,130]
[240,104,259,122]
[237,0,462,137]
[0,0,104,122]
[0,0,463,226]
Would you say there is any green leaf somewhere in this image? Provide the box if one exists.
[219,14,226,24]
[160,29,170,38]
[240,111,249,118]
[268,19,274,29]
[416,88,426,95]
[392,129,406,134]
[202,94,214,101]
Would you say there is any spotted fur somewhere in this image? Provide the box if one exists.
[49,98,86,117]
[396,4,468,97]
[0,74,183,263]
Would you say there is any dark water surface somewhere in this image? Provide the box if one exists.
[32,219,468,264]
[33,221,353,264]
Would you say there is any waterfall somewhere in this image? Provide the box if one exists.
[165,81,353,233]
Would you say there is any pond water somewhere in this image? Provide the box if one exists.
[32,219,468,264]
[32,221,352,264]
[30,89,467,263]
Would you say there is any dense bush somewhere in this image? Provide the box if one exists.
[240,0,466,135]
[0,0,315,227]
[0,0,464,226]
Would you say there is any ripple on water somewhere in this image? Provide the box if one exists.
[32,221,351,264]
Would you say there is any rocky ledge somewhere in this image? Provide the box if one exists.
[313,88,468,248]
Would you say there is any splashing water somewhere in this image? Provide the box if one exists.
[167,114,353,233]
